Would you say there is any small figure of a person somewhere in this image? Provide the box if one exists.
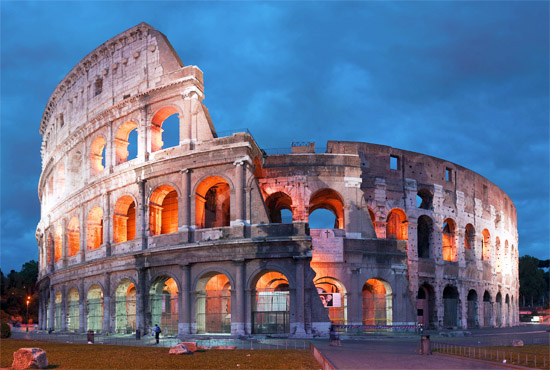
[329,325,341,346]
[153,324,161,344]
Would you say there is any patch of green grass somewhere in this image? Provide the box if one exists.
[1,339,320,369]
[434,344,549,369]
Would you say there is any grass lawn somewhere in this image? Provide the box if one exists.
[1,339,320,369]
[434,344,549,369]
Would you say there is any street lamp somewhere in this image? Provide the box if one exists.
[26,296,30,332]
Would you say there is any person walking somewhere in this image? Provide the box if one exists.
[153,324,161,344]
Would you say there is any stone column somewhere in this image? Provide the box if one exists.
[79,282,86,332]
[48,289,55,330]
[61,287,68,331]
[245,289,252,334]
[179,169,191,233]
[136,268,147,336]
[347,267,363,325]
[190,290,198,334]
[232,160,246,225]
[292,256,307,336]
[103,192,111,256]
[107,120,114,171]
[137,106,149,162]
[179,264,191,334]
[103,273,111,333]
[138,179,148,250]
[231,260,245,335]
[80,207,87,262]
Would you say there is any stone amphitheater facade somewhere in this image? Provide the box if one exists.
[36,23,519,338]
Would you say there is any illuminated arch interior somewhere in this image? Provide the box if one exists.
[195,177,230,229]
[151,107,179,152]
[386,209,408,240]
[265,192,293,224]
[442,218,457,262]
[115,121,138,164]
[87,284,104,333]
[67,216,80,257]
[309,188,344,229]
[87,207,103,250]
[115,279,136,333]
[196,273,231,334]
[362,278,392,325]
[150,277,179,335]
[114,196,136,243]
[90,136,106,175]
[149,185,178,235]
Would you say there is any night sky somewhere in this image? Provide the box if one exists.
[1,1,548,272]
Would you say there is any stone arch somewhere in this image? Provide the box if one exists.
[195,176,231,229]
[466,289,479,328]
[362,278,392,325]
[150,106,182,152]
[87,207,103,250]
[54,290,63,331]
[505,294,510,326]
[149,185,179,236]
[114,278,137,333]
[495,237,502,273]
[483,291,492,327]
[442,285,459,328]
[67,216,80,257]
[251,270,291,334]
[195,272,232,334]
[495,292,502,327]
[417,215,433,259]
[482,229,491,261]
[90,136,106,175]
[56,163,65,197]
[309,188,345,229]
[87,283,104,333]
[464,224,475,251]
[314,276,347,325]
[417,283,435,329]
[54,225,62,262]
[442,218,457,262]
[386,208,408,240]
[149,275,179,335]
[67,287,80,331]
[265,191,293,224]
[115,121,138,164]
[113,195,137,243]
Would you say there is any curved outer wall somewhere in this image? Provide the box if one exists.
[36,23,518,337]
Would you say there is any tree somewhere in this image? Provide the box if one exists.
[519,255,548,307]
[0,261,38,324]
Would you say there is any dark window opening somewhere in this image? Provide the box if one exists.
[94,79,103,96]
[445,168,452,182]
[390,155,399,170]
[416,188,433,210]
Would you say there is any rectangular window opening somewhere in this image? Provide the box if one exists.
[445,168,452,182]
[94,79,103,96]
[390,155,399,170]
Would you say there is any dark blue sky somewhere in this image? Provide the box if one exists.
[1,1,548,272]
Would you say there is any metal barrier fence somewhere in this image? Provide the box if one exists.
[334,324,422,336]
[432,342,549,369]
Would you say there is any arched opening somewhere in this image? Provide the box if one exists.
[87,284,104,333]
[151,107,180,152]
[467,290,478,328]
[495,292,502,327]
[196,273,231,334]
[68,151,82,191]
[483,291,492,327]
[315,277,347,325]
[482,229,491,261]
[417,215,433,259]
[195,177,230,229]
[362,279,392,325]
[67,216,80,257]
[265,192,293,224]
[442,218,457,262]
[252,271,290,334]
[309,188,344,229]
[149,185,178,235]
[87,207,103,250]
[113,196,136,243]
[464,223,475,251]
[90,136,106,175]
[495,237,502,273]
[115,279,136,334]
[56,164,65,197]
[47,233,53,265]
[367,207,376,234]
[54,225,62,262]
[417,284,435,329]
[54,291,62,331]
[150,277,179,335]
[115,121,138,164]
[443,285,459,328]
[67,288,79,332]
[416,188,433,210]
[386,209,408,240]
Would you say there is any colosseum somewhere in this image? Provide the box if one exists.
[36,23,519,338]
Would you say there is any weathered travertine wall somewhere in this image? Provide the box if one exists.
[36,23,518,338]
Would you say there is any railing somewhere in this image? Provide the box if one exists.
[215,128,252,137]
[334,324,422,336]
[432,342,549,369]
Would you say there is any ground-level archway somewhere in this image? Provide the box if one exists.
[54,291,62,331]
[67,288,79,332]
[315,277,347,325]
[467,290,478,328]
[362,279,392,325]
[417,284,435,329]
[483,291,492,327]
[252,271,290,334]
[150,277,179,335]
[115,279,136,333]
[196,273,231,334]
[87,284,103,333]
[443,285,459,328]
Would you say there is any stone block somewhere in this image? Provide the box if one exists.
[169,343,193,355]
[12,348,48,370]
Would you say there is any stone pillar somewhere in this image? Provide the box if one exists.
[190,290,198,334]
[245,289,252,334]
[179,169,191,232]
[179,264,191,334]
[48,289,55,330]
[61,288,68,331]
[61,217,68,268]
[103,273,111,333]
[138,179,148,250]
[103,192,111,256]
[231,160,246,225]
[292,257,307,336]
[137,106,149,162]
[79,282,86,332]
[136,268,147,336]
[347,267,363,325]
[231,260,245,335]
[107,120,114,172]
[80,207,86,261]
